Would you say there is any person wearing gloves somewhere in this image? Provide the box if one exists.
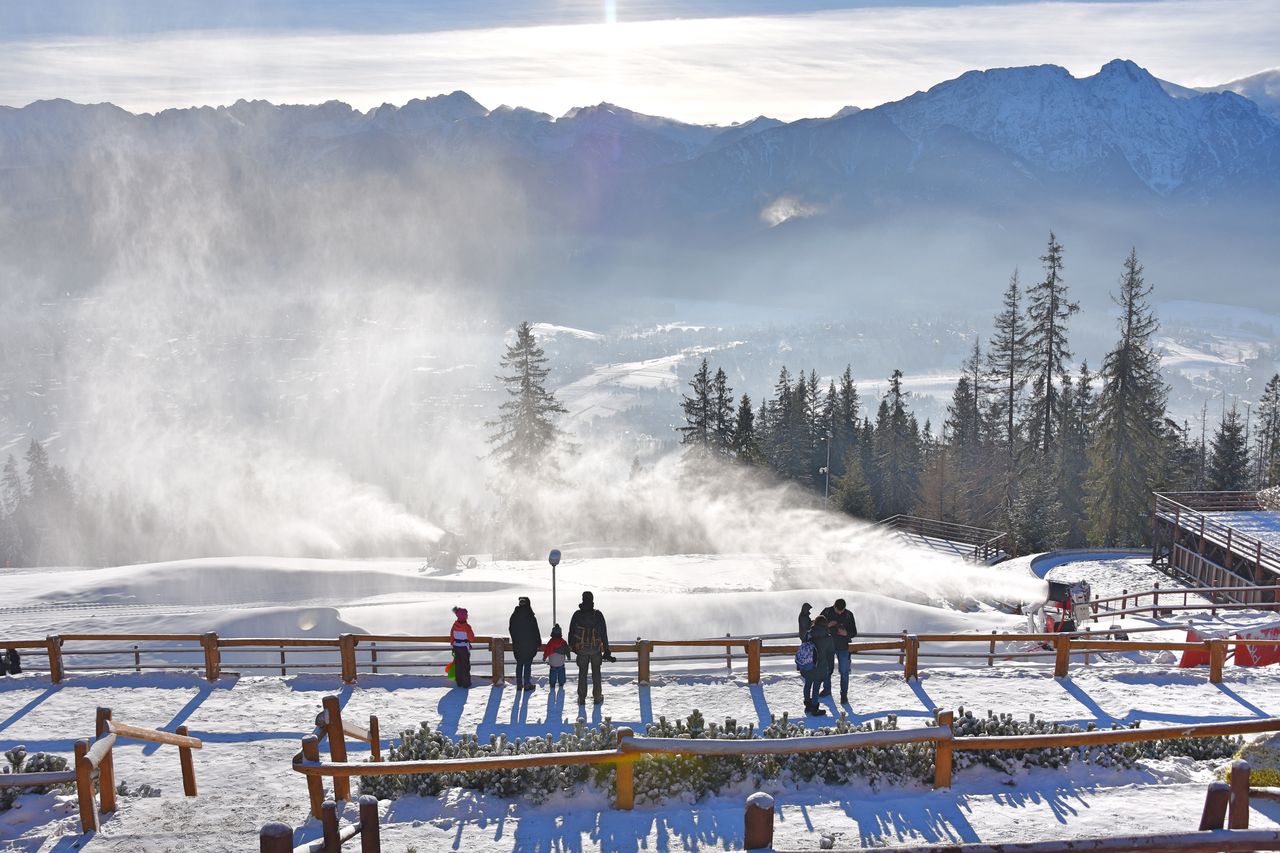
[568,590,613,705]
[542,624,569,690]
[508,596,542,690]
[450,606,475,688]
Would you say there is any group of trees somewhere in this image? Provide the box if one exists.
[0,440,78,567]
[676,234,1280,550]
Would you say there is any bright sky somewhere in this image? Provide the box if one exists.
[0,0,1275,123]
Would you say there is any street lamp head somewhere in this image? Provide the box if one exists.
[548,549,561,568]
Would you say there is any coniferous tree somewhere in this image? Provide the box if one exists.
[711,367,735,457]
[486,321,569,474]
[872,370,922,518]
[1007,466,1066,553]
[0,454,23,567]
[1085,250,1168,545]
[1025,233,1079,458]
[1255,374,1280,485]
[987,270,1030,507]
[831,449,875,519]
[731,394,760,463]
[832,366,861,479]
[1208,406,1251,491]
[1055,370,1093,547]
[677,358,714,450]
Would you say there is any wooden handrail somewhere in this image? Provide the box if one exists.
[108,720,203,749]
[954,716,1280,751]
[82,734,116,769]
[0,770,77,787]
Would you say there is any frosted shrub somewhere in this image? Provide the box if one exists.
[0,747,71,811]
[1259,486,1280,512]
[359,708,1240,805]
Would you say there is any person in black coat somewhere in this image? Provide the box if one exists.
[508,596,542,690]
[798,602,813,640]
[819,598,858,703]
[568,590,613,705]
[803,616,834,717]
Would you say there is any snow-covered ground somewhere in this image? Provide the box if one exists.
[1207,511,1280,551]
[3,552,1280,852]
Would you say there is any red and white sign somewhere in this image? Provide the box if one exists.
[1235,624,1280,667]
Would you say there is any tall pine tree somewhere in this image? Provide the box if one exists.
[872,370,922,518]
[1025,233,1079,458]
[1208,405,1250,491]
[987,269,1030,506]
[486,322,569,473]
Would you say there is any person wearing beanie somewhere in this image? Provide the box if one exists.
[509,596,542,691]
[802,615,834,717]
[567,590,612,705]
[798,602,813,640]
[542,623,569,690]
[450,606,475,688]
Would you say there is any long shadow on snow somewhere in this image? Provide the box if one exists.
[0,685,58,733]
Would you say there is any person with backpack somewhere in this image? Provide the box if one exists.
[450,606,475,689]
[798,614,834,716]
[568,590,613,705]
[797,602,813,640]
[819,598,858,704]
[508,596,542,691]
[542,624,569,690]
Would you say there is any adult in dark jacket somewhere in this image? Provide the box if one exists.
[819,598,858,704]
[798,602,813,640]
[803,616,834,716]
[568,590,612,705]
[508,596,542,690]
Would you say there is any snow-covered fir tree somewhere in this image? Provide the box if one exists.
[485,322,568,474]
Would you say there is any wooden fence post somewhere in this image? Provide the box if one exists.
[1152,583,1160,616]
[74,739,96,833]
[637,640,651,684]
[176,724,198,796]
[1053,633,1070,678]
[321,800,340,851]
[934,711,954,789]
[903,635,919,681]
[988,630,997,666]
[1210,639,1227,684]
[369,715,381,762]
[302,735,325,819]
[1229,759,1251,829]
[339,634,358,684]
[725,633,732,672]
[1199,781,1230,830]
[747,638,761,685]
[95,708,117,814]
[615,728,635,810]
[359,794,380,853]
[323,695,351,802]
[491,637,507,686]
[200,632,220,682]
[744,791,775,850]
[259,822,293,853]
[46,635,64,684]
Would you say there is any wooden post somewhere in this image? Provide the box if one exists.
[323,695,351,802]
[747,638,761,685]
[339,634,358,684]
[302,735,325,819]
[321,800,340,851]
[369,715,381,762]
[259,822,293,853]
[1083,628,1091,666]
[133,645,140,673]
[934,711,954,789]
[637,640,651,684]
[615,728,635,810]
[74,739,96,833]
[744,791,775,850]
[95,708,117,814]
[1199,781,1230,830]
[1209,639,1226,684]
[176,724,198,796]
[1152,583,1160,616]
[1229,759,1251,829]
[359,794,380,853]
[201,632,220,681]
[46,635,64,684]
[1054,633,1070,678]
[988,630,997,666]
[904,634,919,680]
[725,633,732,672]
[491,637,506,686]
[370,641,378,675]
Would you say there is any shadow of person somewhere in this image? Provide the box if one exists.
[435,686,468,737]
[749,683,774,729]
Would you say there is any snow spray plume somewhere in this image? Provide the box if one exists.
[486,446,1047,609]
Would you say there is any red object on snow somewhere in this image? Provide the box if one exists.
[1235,625,1280,667]
[1180,628,1211,668]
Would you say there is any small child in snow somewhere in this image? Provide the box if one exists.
[542,624,568,690]
[450,606,475,688]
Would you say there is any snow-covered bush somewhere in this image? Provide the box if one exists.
[1259,486,1280,512]
[0,747,71,811]
[1228,732,1280,786]
[359,708,1241,806]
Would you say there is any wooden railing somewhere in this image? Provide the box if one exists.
[1152,492,1280,593]
[0,706,202,834]
[749,760,1277,851]
[291,696,1280,818]
[878,515,1010,563]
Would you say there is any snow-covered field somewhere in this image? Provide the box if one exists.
[1207,511,1280,551]
[3,551,1280,852]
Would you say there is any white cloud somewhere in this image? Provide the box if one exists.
[0,1,1276,123]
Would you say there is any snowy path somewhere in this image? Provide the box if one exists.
[3,662,1279,852]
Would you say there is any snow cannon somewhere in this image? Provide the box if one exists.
[1029,579,1091,636]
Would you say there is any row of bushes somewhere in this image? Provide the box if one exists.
[359,708,1242,805]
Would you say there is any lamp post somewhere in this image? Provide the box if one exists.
[820,431,832,502]
[548,549,562,625]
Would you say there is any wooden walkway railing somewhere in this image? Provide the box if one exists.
[878,515,1010,563]
[1152,491,1280,596]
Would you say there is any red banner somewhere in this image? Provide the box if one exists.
[1180,628,1211,668]
[1235,625,1280,667]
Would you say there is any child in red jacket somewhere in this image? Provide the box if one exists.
[451,606,475,688]
[542,624,568,690]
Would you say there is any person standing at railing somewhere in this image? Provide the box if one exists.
[509,596,542,691]
[820,598,858,705]
[798,602,813,639]
[802,615,834,717]
[450,606,475,688]
[543,624,568,690]
[569,591,614,705]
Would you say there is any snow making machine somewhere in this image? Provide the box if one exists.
[1029,579,1092,638]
